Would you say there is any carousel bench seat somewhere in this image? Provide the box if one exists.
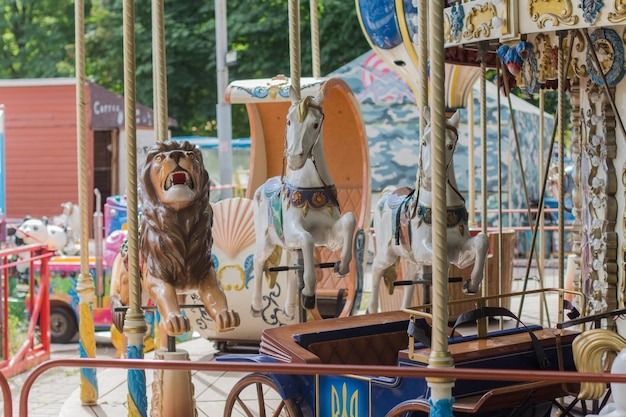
[398,326,580,412]
[259,310,412,364]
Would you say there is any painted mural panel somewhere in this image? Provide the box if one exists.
[330,51,555,230]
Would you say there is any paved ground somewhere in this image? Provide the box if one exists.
[3,336,117,417]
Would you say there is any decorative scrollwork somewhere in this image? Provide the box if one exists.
[578,0,604,25]
[450,3,465,42]
[463,3,498,40]
[586,28,626,87]
[608,0,626,22]
[529,0,579,28]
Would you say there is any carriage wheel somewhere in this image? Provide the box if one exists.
[223,373,303,417]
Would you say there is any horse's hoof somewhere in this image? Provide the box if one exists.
[283,308,295,321]
[301,293,316,310]
[250,305,262,318]
[334,261,349,277]
[462,280,479,294]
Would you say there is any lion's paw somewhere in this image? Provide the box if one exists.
[164,312,191,336]
[215,309,240,332]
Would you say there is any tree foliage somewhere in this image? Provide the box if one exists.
[0,0,78,77]
[1,0,370,138]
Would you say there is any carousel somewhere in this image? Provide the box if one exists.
[11,1,626,417]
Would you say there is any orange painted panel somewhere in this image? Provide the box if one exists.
[1,83,81,219]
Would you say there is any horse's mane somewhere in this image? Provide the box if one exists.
[139,140,214,287]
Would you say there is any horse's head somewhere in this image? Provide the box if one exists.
[418,106,460,191]
[285,90,325,170]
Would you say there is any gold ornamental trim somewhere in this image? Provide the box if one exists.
[608,0,626,22]
[528,0,578,28]
[463,3,499,40]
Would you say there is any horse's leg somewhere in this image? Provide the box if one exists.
[332,212,357,277]
[283,260,298,320]
[251,239,274,317]
[366,251,398,314]
[400,262,421,309]
[297,230,317,310]
[462,233,490,294]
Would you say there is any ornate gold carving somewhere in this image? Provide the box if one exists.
[444,12,453,43]
[218,264,246,291]
[567,31,590,78]
[534,34,558,82]
[528,0,579,28]
[463,3,498,40]
[608,0,626,22]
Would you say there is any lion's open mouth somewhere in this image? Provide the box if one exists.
[165,170,194,190]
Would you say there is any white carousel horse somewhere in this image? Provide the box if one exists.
[573,329,626,417]
[251,89,357,318]
[367,107,489,313]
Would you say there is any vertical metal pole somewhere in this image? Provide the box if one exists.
[216,0,233,199]
[123,0,148,415]
[310,0,320,78]
[153,0,168,143]
[529,88,548,324]
[557,32,566,323]
[416,0,428,191]
[468,88,476,228]
[478,44,488,338]
[289,0,301,101]
[427,1,454,414]
[75,0,98,405]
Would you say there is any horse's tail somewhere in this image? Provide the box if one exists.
[573,329,626,399]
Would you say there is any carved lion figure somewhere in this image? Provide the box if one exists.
[110,140,240,336]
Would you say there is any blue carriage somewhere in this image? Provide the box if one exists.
[218,298,583,417]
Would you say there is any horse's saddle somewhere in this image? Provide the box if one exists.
[382,187,415,253]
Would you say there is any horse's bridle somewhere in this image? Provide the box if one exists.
[414,123,464,218]
[280,99,339,208]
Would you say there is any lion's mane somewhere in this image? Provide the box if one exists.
[140,140,214,288]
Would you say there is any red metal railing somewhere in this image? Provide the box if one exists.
[0,244,52,378]
[13,357,626,417]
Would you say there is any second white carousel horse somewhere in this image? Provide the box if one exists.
[367,107,489,313]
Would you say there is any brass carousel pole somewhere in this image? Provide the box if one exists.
[150,0,166,351]
[310,0,320,78]
[557,31,566,323]
[150,1,196,415]
[74,0,98,405]
[418,0,428,135]
[153,0,168,144]
[289,0,301,102]
[122,0,149,415]
[427,1,454,414]
[478,42,488,337]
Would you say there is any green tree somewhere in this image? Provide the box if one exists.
[0,0,78,77]
[1,0,370,137]
[85,0,369,137]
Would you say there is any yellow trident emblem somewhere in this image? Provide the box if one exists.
[331,382,359,417]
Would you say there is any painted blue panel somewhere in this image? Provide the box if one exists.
[317,375,370,417]
[358,0,402,50]
[329,50,555,230]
